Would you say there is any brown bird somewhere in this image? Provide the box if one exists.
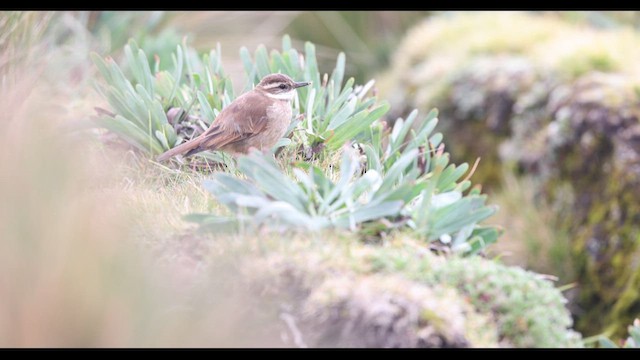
[157,73,310,162]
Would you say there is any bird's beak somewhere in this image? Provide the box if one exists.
[294,81,311,88]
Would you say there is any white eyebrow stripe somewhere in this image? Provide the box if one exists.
[263,83,285,89]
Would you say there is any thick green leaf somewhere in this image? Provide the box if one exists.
[327,96,357,131]
[304,42,321,88]
[326,103,389,151]
[377,148,418,195]
[239,46,257,87]
[465,226,501,255]
[168,45,183,103]
[318,149,359,214]
[197,91,216,124]
[237,155,308,213]
[332,201,403,229]
[437,163,469,192]
[95,115,164,154]
[282,34,292,51]
[254,45,271,78]
[629,325,640,347]
[330,52,345,97]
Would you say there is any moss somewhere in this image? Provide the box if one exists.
[302,275,496,347]
[423,55,547,188]
[607,272,640,340]
[557,51,618,79]
[569,165,640,337]
[529,75,640,337]
[433,256,582,348]
[241,244,498,347]
[232,234,581,347]
[362,244,582,347]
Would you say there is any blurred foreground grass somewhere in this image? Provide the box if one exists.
[0,77,311,344]
[0,11,279,347]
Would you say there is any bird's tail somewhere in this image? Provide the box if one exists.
[156,137,203,162]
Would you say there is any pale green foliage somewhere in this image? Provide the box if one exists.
[93,35,499,254]
[191,108,498,254]
[92,35,387,159]
[191,148,404,232]
[241,36,389,152]
[364,109,499,253]
[91,39,233,155]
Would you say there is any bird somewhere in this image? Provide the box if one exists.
[157,73,311,162]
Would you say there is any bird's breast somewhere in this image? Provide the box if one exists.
[256,101,292,149]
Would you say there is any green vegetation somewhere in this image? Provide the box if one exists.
[91,39,232,156]
[365,244,583,347]
[93,36,499,255]
[92,36,388,161]
[240,37,388,153]
[191,113,498,254]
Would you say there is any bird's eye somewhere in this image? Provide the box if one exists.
[279,84,287,89]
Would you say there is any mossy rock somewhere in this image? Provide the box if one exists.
[429,55,549,186]
[379,12,640,339]
[380,12,640,108]
[235,234,582,348]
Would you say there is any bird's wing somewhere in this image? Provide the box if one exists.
[199,91,270,149]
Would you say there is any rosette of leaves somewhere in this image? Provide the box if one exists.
[91,38,234,160]
[363,109,500,253]
[240,35,389,155]
[189,147,406,233]
[189,109,499,255]
[91,35,388,162]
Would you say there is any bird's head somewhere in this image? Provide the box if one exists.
[256,73,311,101]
